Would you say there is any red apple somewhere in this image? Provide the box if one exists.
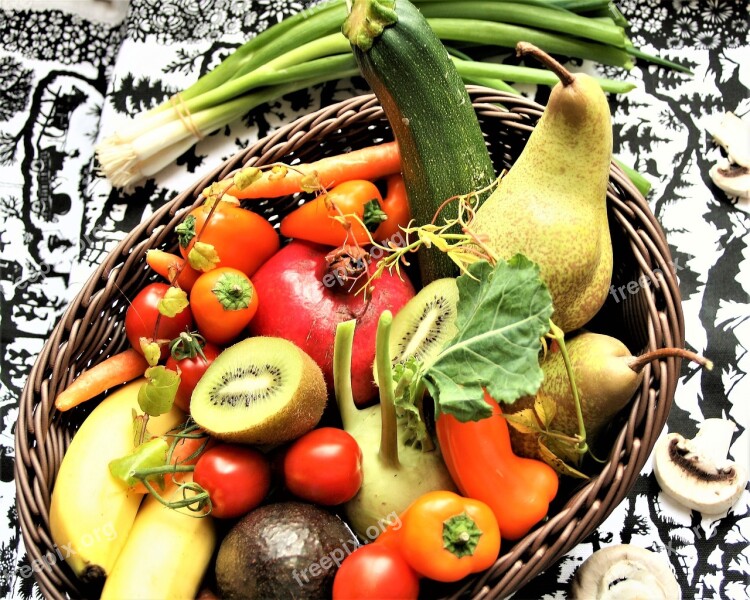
[249,241,415,407]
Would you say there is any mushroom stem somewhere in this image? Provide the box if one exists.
[693,418,736,465]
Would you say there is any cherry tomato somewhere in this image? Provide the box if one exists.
[177,200,279,278]
[165,332,221,413]
[283,427,363,505]
[124,282,194,360]
[193,444,271,519]
[190,267,259,345]
[333,544,420,600]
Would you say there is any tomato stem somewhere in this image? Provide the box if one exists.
[442,512,482,558]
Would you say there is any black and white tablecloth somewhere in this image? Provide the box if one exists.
[0,0,748,598]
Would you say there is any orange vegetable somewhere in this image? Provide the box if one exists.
[176,201,279,278]
[373,174,411,242]
[190,267,259,345]
[54,349,149,412]
[146,249,201,291]
[230,141,401,199]
[436,392,559,541]
[395,490,500,583]
[280,180,386,247]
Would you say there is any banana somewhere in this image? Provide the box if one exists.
[49,378,185,584]
[101,475,216,600]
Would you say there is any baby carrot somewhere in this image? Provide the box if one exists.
[55,349,149,412]
[146,249,202,291]
[230,141,402,199]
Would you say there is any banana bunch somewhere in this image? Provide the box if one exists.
[49,378,185,583]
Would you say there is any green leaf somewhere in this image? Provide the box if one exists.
[188,241,220,272]
[158,286,189,318]
[424,256,553,422]
[176,214,196,249]
[139,338,162,367]
[233,166,262,191]
[138,366,180,417]
[109,437,169,488]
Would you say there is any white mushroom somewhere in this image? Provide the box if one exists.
[706,111,750,168]
[571,544,680,600]
[653,418,748,515]
[709,158,750,200]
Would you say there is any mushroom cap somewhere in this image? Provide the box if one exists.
[571,544,680,600]
[653,423,747,516]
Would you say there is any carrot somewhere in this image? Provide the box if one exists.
[146,249,201,291]
[55,348,149,412]
[230,141,402,199]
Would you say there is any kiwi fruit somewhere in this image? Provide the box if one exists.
[374,278,460,384]
[190,337,327,445]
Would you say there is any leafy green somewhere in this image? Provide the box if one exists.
[423,256,553,422]
[138,366,180,417]
[109,437,169,488]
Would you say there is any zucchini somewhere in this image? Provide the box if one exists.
[344,0,496,284]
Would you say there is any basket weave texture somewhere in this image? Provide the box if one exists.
[16,88,684,599]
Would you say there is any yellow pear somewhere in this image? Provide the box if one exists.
[470,42,613,332]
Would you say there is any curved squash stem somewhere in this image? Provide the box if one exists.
[375,310,400,468]
[333,319,359,431]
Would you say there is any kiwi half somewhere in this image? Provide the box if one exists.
[190,337,327,445]
[375,278,460,383]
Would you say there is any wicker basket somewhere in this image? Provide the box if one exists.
[15,88,684,599]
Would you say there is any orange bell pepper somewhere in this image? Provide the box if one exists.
[382,490,500,583]
[436,392,559,541]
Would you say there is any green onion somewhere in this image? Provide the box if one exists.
[96,0,688,189]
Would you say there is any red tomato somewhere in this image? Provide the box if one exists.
[165,333,221,413]
[177,201,279,278]
[193,444,271,519]
[283,427,363,505]
[124,283,193,359]
[333,544,420,600]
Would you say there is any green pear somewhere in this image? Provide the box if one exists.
[470,43,613,332]
[506,332,711,468]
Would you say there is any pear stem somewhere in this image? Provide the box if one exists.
[516,42,575,87]
[628,347,714,374]
[548,321,588,455]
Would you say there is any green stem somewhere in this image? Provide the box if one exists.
[627,47,694,75]
[333,319,359,431]
[428,18,634,69]
[375,310,400,468]
[548,322,588,455]
[453,57,636,93]
[613,157,652,197]
[419,1,627,48]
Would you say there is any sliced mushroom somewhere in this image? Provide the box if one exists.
[706,111,750,168]
[709,158,750,200]
[653,418,748,515]
[571,544,680,600]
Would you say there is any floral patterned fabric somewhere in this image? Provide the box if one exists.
[0,0,748,598]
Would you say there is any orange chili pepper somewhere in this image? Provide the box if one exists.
[373,174,411,242]
[436,391,559,541]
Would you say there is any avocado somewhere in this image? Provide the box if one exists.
[215,502,359,600]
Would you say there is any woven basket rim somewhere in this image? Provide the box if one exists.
[15,87,684,600]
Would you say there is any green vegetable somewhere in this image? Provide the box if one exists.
[96,0,688,189]
[138,366,180,417]
[345,0,497,284]
[333,316,456,540]
[423,256,553,421]
[109,437,169,488]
